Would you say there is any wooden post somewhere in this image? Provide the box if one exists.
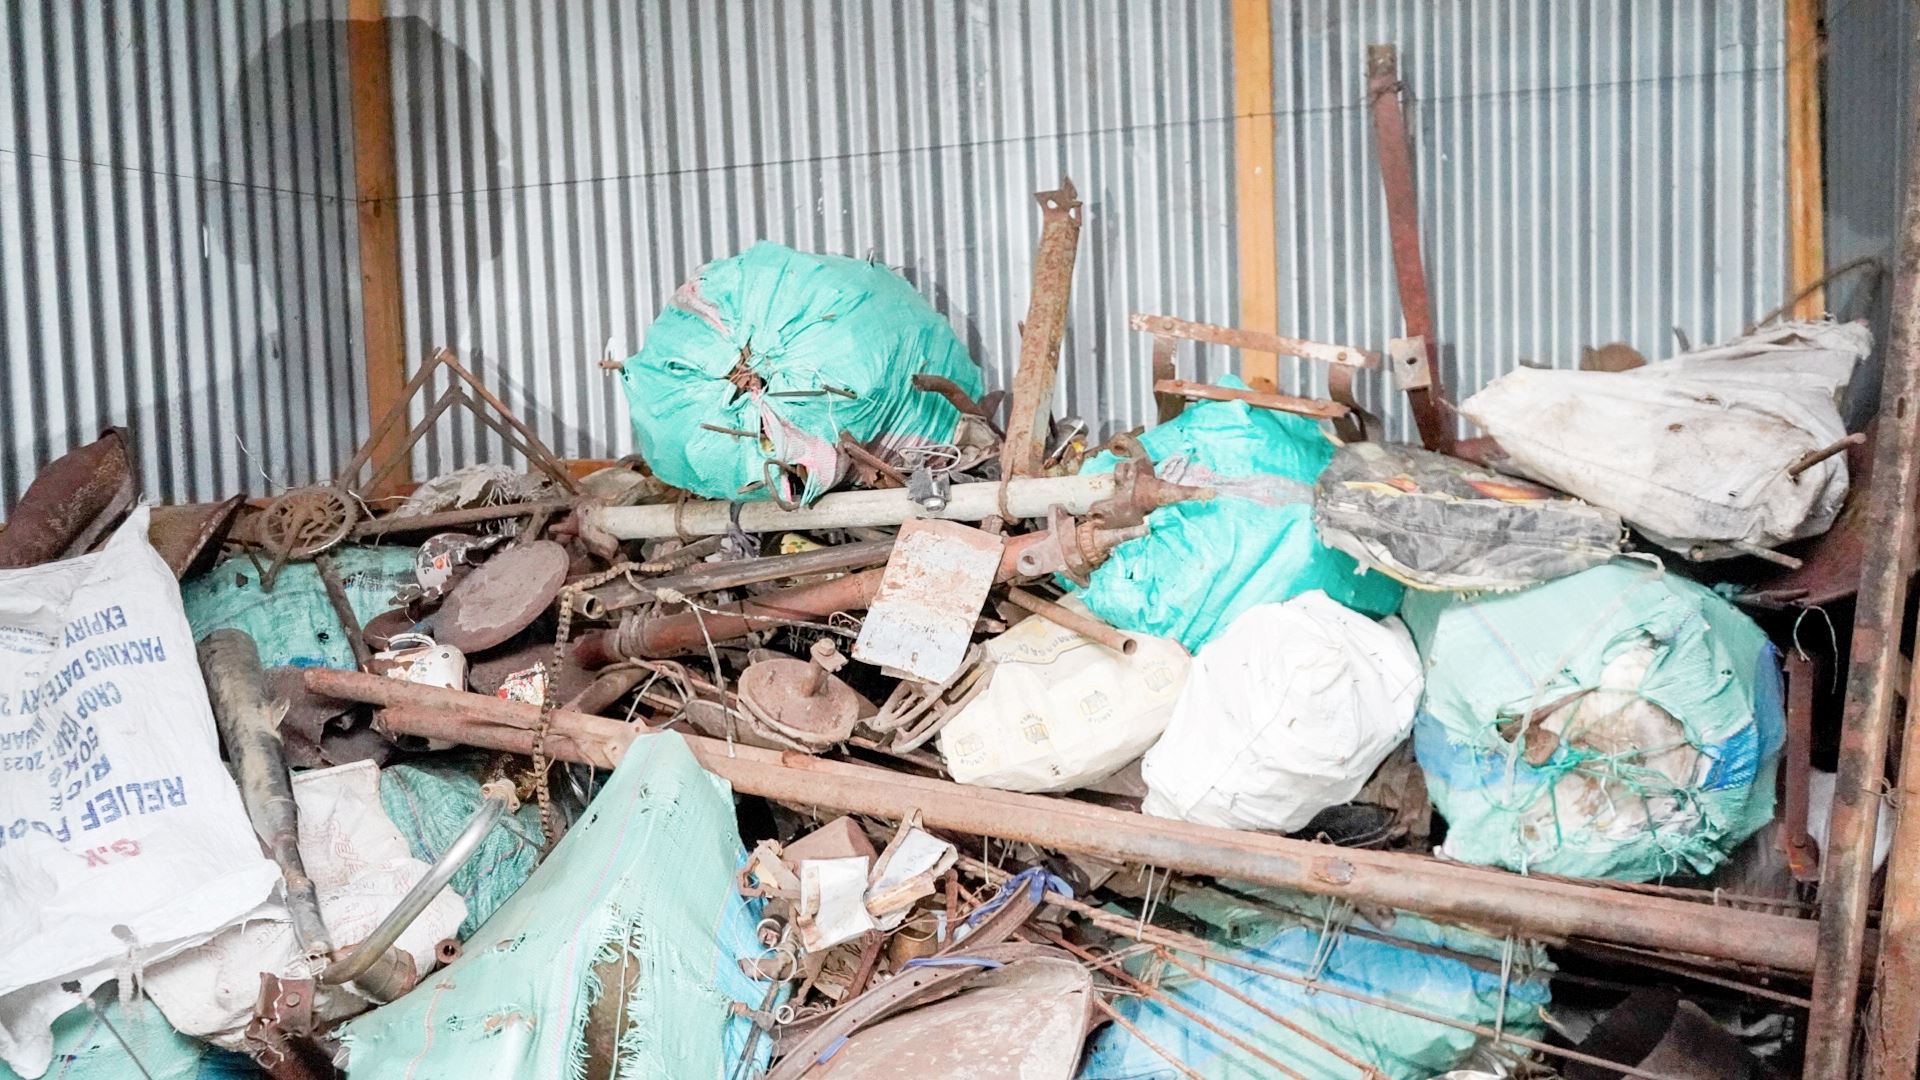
[347,0,410,494]
[1231,0,1278,392]
[1786,0,1826,320]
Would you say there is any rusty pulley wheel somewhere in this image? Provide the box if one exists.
[258,486,359,561]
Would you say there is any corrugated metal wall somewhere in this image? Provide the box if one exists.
[3,1,1799,502]
[386,0,1239,473]
[1262,0,1789,442]
[0,2,364,506]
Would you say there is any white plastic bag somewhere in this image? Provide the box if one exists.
[142,760,468,1048]
[1142,592,1423,833]
[0,508,280,1078]
[938,601,1189,793]
[1462,320,1869,556]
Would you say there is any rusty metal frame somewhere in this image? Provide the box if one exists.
[1127,313,1374,442]
[1365,44,1454,453]
[1814,25,1920,1075]
[1001,178,1083,478]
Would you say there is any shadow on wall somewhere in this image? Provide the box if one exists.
[194,14,597,487]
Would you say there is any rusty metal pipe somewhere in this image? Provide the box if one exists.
[1821,20,1920,1077]
[1003,587,1137,655]
[301,671,1824,975]
[580,532,1051,664]
[584,537,896,615]
[199,630,334,959]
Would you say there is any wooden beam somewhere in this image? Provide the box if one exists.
[1231,0,1279,392]
[1786,0,1825,319]
[347,0,410,495]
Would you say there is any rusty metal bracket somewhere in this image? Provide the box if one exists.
[1002,178,1083,478]
[1366,45,1454,453]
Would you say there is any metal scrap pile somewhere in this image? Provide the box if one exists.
[0,182,1899,1080]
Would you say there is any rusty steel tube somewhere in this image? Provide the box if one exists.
[579,532,1052,665]
[1151,378,1349,421]
[302,671,1824,974]
[1003,587,1137,655]
[1822,21,1920,1078]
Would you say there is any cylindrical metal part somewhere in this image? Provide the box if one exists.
[584,473,1117,541]
[301,669,1824,975]
[198,630,334,958]
[1003,587,1137,655]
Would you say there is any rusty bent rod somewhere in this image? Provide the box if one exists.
[299,670,1824,976]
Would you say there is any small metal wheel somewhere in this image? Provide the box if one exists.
[258,486,358,562]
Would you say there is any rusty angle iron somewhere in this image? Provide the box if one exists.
[433,540,570,653]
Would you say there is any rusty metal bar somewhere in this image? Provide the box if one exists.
[1819,29,1920,1077]
[1152,378,1349,420]
[1003,587,1138,655]
[1788,432,1868,480]
[585,538,897,615]
[351,499,578,538]
[1002,178,1083,478]
[1365,45,1453,453]
[1127,313,1378,369]
[304,672,1825,974]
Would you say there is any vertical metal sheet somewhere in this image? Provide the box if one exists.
[1267,0,1789,442]
[1825,0,1913,418]
[386,0,1240,472]
[0,1,364,506]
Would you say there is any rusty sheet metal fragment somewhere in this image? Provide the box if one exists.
[434,540,569,653]
[852,519,1005,683]
[1001,178,1082,478]
[148,496,245,579]
[801,954,1092,1079]
[0,427,138,567]
[1366,45,1453,453]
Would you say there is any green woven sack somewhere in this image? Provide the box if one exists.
[1402,561,1784,881]
[181,546,416,669]
[1068,378,1402,652]
[620,242,982,504]
[377,756,546,939]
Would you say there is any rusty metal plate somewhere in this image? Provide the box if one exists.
[852,519,1004,683]
[0,427,138,567]
[433,540,569,653]
[807,956,1092,1079]
[148,496,246,579]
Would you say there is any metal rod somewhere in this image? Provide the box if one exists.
[1153,949,1380,1076]
[1051,888,1696,1080]
[1042,930,1314,1080]
[351,499,578,538]
[304,672,1825,974]
[1151,378,1349,420]
[319,793,505,987]
[1868,558,1920,1075]
[1003,587,1138,655]
[313,554,371,669]
[584,538,897,615]
[1815,19,1920,1075]
[1126,313,1379,369]
[1786,432,1866,479]
[1091,996,1209,1080]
